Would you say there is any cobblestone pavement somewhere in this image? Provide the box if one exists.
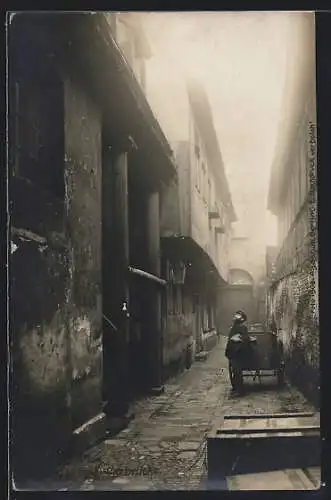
[56,336,315,491]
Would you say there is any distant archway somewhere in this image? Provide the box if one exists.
[217,268,256,332]
[228,268,254,286]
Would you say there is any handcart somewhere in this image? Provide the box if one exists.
[227,323,285,392]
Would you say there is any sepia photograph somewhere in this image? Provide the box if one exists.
[7,10,320,491]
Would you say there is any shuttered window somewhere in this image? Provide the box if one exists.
[10,74,64,199]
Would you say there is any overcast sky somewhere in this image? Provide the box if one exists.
[136,11,313,247]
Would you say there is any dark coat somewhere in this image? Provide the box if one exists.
[228,322,249,340]
[225,321,249,359]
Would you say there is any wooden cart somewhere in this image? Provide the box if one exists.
[228,324,285,392]
[206,412,320,490]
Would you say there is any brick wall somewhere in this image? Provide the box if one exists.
[267,262,319,406]
[267,180,319,406]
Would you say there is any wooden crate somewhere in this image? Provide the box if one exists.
[227,467,320,490]
[207,413,320,483]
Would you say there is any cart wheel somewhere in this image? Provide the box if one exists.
[277,364,285,387]
[229,362,244,392]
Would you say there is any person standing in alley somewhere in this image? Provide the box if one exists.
[225,310,249,359]
[229,310,249,339]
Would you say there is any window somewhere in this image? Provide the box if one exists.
[10,74,64,199]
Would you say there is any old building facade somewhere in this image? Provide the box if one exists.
[9,12,177,482]
[158,80,236,373]
[266,14,318,406]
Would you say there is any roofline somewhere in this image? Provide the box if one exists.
[12,12,177,182]
[96,13,174,159]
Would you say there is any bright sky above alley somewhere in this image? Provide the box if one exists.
[136,11,314,246]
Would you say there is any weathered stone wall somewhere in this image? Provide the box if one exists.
[11,62,103,481]
[64,76,103,429]
[9,27,72,479]
[11,226,71,482]
[162,282,219,378]
[163,314,194,367]
[162,289,195,379]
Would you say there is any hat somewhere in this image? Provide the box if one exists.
[234,310,247,322]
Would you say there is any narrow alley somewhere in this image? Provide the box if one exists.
[8,11,320,492]
[54,337,316,491]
